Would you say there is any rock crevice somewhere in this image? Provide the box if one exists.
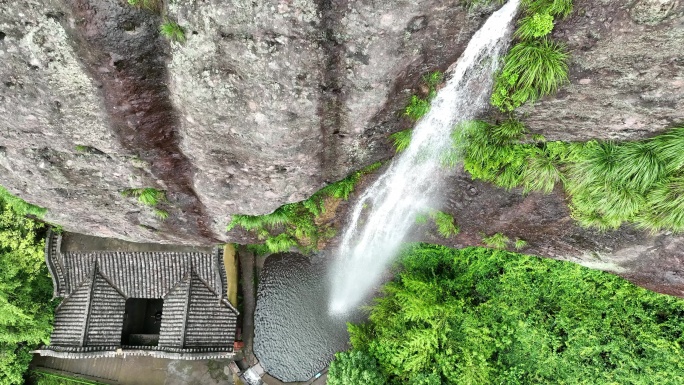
[61,0,217,243]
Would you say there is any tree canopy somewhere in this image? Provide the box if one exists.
[330,244,684,384]
[0,195,53,385]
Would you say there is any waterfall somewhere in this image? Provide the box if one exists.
[329,0,521,315]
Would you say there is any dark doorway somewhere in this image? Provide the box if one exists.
[121,298,163,346]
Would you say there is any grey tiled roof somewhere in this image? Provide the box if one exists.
[40,231,238,360]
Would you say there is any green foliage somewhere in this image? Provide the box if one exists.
[523,0,574,19]
[491,39,569,112]
[344,244,684,384]
[415,211,460,238]
[160,20,186,43]
[31,370,108,385]
[127,0,161,11]
[515,13,555,40]
[460,119,684,232]
[514,238,528,249]
[403,71,443,121]
[74,145,89,152]
[228,163,382,254]
[0,198,54,385]
[490,0,572,111]
[327,350,387,385]
[403,95,430,121]
[121,187,166,207]
[390,129,412,153]
[153,209,169,220]
[422,71,444,91]
[430,211,460,238]
[121,188,169,220]
[482,232,509,249]
[0,187,47,218]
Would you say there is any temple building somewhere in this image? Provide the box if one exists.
[35,231,238,360]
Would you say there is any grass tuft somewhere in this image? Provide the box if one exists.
[390,129,412,153]
[160,20,186,43]
[491,39,569,112]
[127,0,161,11]
[522,0,573,18]
[460,120,684,233]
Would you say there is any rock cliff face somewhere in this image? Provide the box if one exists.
[1,1,684,294]
[0,0,493,243]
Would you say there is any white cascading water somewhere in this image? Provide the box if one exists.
[329,0,521,315]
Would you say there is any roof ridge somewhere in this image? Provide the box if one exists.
[191,270,240,316]
[53,278,92,313]
[164,271,191,299]
[95,269,128,299]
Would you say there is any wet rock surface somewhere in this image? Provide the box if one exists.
[253,252,362,382]
[409,168,684,298]
[516,0,684,141]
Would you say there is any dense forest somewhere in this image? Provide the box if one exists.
[328,245,684,384]
[0,190,54,385]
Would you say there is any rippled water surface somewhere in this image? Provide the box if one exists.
[253,253,363,382]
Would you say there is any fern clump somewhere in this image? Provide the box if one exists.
[121,187,166,206]
[121,187,169,220]
[340,244,684,384]
[515,13,554,40]
[514,238,528,249]
[491,39,569,112]
[227,162,382,254]
[160,20,186,43]
[403,95,430,121]
[482,232,510,249]
[431,211,460,238]
[402,71,444,121]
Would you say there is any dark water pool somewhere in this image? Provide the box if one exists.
[253,252,363,382]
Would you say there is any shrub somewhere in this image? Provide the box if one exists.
[160,20,186,43]
[491,39,569,111]
[344,244,684,384]
[328,351,386,385]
